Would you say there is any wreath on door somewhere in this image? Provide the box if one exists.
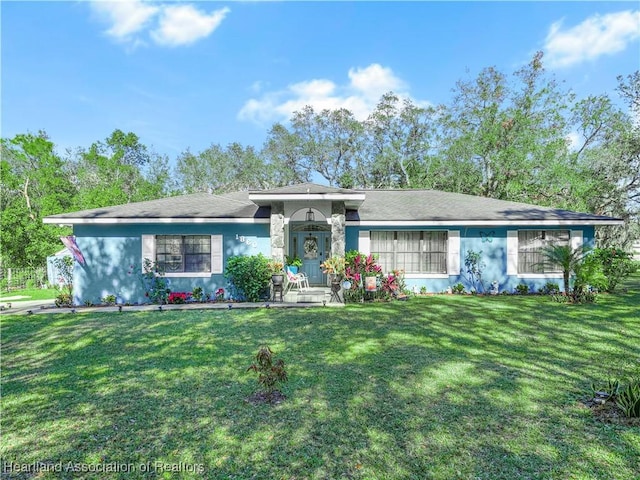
[304,236,318,258]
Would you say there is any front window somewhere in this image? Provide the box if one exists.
[156,235,211,273]
[370,231,447,274]
[518,230,569,273]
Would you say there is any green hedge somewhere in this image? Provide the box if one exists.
[224,254,271,302]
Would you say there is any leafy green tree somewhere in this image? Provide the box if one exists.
[569,72,640,248]
[261,123,310,186]
[175,142,273,194]
[0,132,75,267]
[440,52,572,202]
[363,93,441,188]
[290,106,364,187]
[71,129,164,209]
[142,153,177,198]
[225,142,273,191]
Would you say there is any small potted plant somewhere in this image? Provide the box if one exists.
[285,255,303,274]
[267,260,285,286]
[321,256,346,283]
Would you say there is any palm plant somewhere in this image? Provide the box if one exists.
[540,244,591,294]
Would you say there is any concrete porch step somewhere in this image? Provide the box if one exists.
[282,287,340,304]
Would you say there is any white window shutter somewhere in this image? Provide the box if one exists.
[447,230,460,275]
[142,235,155,269]
[507,231,518,275]
[358,230,370,255]
[211,235,223,274]
[571,230,583,250]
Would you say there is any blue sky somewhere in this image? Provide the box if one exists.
[2,1,639,161]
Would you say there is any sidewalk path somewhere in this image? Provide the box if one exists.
[1,299,343,316]
[1,299,56,315]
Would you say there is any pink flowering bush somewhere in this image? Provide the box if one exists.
[344,252,382,287]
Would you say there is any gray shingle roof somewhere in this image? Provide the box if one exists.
[44,192,266,220]
[43,184,621,224]
[350,189,619,222]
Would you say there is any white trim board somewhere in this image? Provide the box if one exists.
[249,193,366,202]
[346,219,622,227]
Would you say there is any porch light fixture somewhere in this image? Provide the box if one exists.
[305,208,315,222]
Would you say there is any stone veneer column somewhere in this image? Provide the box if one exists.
[331,201,346,258]
[270,201,285,263]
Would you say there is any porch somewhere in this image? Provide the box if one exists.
[278,287,342,304]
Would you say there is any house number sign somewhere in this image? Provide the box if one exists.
[235,234,258,248]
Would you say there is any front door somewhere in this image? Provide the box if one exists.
[291,231,331,285]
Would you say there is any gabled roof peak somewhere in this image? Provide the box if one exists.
[251,182,359,195]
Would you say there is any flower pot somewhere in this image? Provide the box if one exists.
[271,274,284,286]
[286,266,299,274]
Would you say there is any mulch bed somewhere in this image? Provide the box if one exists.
[580,396,640,426]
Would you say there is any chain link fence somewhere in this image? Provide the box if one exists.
[0,267,48,291]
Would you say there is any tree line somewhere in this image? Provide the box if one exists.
[2,53,638,268]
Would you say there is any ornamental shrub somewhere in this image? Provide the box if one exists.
[55,292,73,307]
[191,286,204,302]
[129,259,170,304]
[540,282,560,295]
[101,294,117,305]
[617,378,640,418]
[247,345,288,400]
[224,254,271,302]
[463,250,486,294]
[589,248,637,292]
[344,251,382,287]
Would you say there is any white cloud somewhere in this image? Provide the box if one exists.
[348,64,406,99]
[544,10,640,68]
[151,5,230,47]
[566,131,582,152]
[91,0,159,41]
[238,63,418,125]
[89,1,229,48]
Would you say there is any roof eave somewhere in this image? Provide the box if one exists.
[346,219,624,227]
[43,217,271,225]
[249,192,366,207]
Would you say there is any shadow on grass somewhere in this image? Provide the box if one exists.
[2,275,640,479]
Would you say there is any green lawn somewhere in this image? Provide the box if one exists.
[2,279,639,479]
[0,287,58,301]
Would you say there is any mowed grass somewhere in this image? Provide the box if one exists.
[2,278,639,479]
[0,288,58,301]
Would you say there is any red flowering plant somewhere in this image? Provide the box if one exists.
[380,269,406,297]
[168,292,191,304]
[215,288,225,301]
[344,252,382,286]
[343,251,409,302]
[342,251,383,302]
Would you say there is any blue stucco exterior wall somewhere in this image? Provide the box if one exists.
[345,225,596,294]
[72,223,270,305]
[71,221,596,304]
